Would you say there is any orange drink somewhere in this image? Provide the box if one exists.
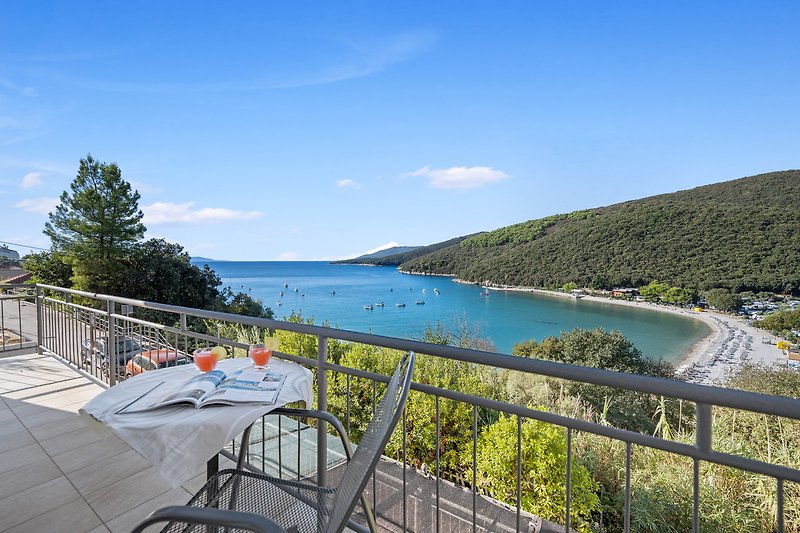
[249,344,271,369]
[193,349,217,372]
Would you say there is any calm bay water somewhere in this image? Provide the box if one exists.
[201,261,710,362]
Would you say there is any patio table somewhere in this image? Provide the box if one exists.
[80,357,313,488]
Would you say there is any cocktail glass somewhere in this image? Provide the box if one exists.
[193,348,218,373]
[249,343,271,370]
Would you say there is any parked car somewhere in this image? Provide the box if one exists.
[80,336,142,377]
[125,349,190,378]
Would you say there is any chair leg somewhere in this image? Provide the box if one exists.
[229,423,258,510]
[360,492,378,533]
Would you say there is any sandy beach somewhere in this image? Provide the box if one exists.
[486,286,787,385]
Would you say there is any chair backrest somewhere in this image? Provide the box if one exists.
[326,351,415,532]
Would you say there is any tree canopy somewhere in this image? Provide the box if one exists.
[45,154,145,293]
[30,154,271,321]
[704,288,742,311]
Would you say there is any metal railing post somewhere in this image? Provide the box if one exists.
[694,403,712,532]
[695,403,713,452]
[317,335,328,487]
[36,286,43,354]
[107,299,117,386]
[0,294,5,351]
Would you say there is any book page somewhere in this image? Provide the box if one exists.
[199,368,286,406]
[128,370,227,412]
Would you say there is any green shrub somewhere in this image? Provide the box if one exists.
[477,414,600,531]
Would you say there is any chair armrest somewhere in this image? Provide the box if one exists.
[130,505,288,533]
[238,407,355,469]
[270,407,355,459]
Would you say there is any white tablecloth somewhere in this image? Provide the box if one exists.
[80,357,313,487]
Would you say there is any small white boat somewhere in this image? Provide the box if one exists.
[375,302,385,307]
[364,305,373,310]
[415,300,425,305]
[396,303,406,307]
[479,290,489,296]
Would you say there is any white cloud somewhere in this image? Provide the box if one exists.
[405,165,510,190]
[142,201,261,225]
[276,251,301,261]
[336,179,358,189]
[20,172,44,188]
[15,197,58,214]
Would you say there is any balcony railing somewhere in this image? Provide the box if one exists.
[0,283,36,353]
[33,283,800,532]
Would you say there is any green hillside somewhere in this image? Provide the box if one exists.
[400,170,800,294]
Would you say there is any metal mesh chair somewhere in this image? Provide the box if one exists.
[132,352,415,533]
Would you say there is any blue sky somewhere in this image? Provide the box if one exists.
[1,1,798,261]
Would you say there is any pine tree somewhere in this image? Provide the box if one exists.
[44,154,145,293]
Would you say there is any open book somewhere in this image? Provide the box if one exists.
[123,368,286,412]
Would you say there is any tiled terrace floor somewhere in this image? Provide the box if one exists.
[0,352,230,533]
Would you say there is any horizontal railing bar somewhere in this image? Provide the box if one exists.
[0,293,32,300]
[109,313,172,330]
[42,296,102,315]
[37,284,800,419]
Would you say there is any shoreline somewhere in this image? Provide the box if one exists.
[398,270,786,385]
[485,284,786,384]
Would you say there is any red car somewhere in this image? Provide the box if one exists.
[124,349,190,378]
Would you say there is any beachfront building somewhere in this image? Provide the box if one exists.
[611,287,639,298]
[0,245,19,262]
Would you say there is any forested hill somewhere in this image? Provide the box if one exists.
[400,170,800,294]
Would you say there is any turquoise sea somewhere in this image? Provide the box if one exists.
[200,261,711,362]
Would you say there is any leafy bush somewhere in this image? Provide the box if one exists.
[704,288,742,311]
[759,309,800,337]
[477,414,600,532]
[511,328,679,433]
